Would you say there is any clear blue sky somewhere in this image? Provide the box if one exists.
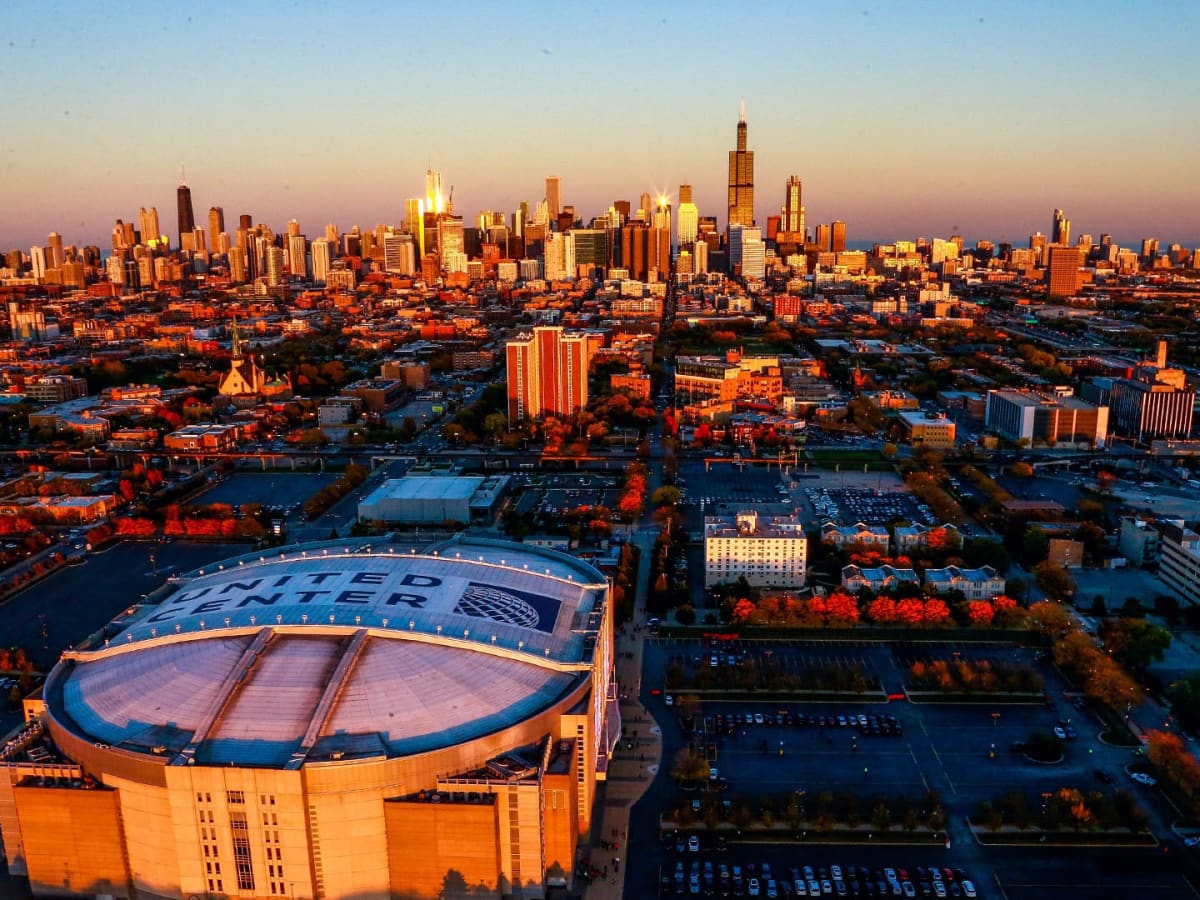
[2,0,1198,251]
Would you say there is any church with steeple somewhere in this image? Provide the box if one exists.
[218,320,292,404]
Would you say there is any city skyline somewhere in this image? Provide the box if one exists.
[2,1,1199,250]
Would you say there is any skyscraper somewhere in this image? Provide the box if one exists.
[678,183,698,247]
[47,232,64,270]
[176,180,195,249]
[425,169,446,215]
[208,206,225,254]
[310,238,333,283]
[727,100,755,231]
[780,176,804,238]
[545,176,562,219]
[138,207,160,246]
[1047,245,1082,297]
[1052,208,1070,246]
[506,326,590,422]
[831,220,847,253]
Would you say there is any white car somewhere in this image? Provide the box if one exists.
[1130,772,1158,786]
[1053,726,1067,739]
[962,881,977,898]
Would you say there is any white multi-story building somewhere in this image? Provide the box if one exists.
[704,509,807,589]
[1159,522,1200,606]
[542,231,576,281]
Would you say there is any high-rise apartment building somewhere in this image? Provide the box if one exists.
[176,181,195,248]
[815,224,831,252]
[542,231,576,281]
[287,233,308,279]
[383,233,416,275]
[545,176,561,219]
[677,183,698,247]
[831,220,847,253]
[1046,245,1082,297]
[310,238,333,284]
[727,101,755,231]
[506,326,590,421]
[1052,208,1070,246]
[207,207,224,254]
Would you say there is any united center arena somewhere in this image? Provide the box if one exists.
[0,535,617,900]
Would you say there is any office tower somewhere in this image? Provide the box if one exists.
[542,231,576,281]
[1046,245,1082,297]
[189,226,207,253]
[325,223,339,244]
[693,238,708,275]
[571,229,608,269]
[383,233,416,275]
[780,175,804,237]
[545,176,561,219]
[287,233,308,279]
[404,198,425,258]
[176,181,195,248]
[111,221,130,251]
[1052,208,1070,246]
[138,207,160,246]
[1141,237,1160,264]
[425,169,445,215]
[47,232,64,270]
[505,326,590,421]
[727,100,755,231]
[1029,231,1047,264]
[638,192,652,222]
[208,206,225,253]
[620,220,649,281]
[613,200,631,222]
[729,225,764,279]
[311,238,333,283]
[265,246,285,286]
[239,214,252,230]
[831,220,847,253]
[227,245,247,283]
[815,224,831,252]
[678,183,698,247]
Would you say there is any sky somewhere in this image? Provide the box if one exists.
[2,0,1199,252]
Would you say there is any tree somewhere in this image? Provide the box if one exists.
[674,604,696,626]
[652,486,681,508]
[1101,618,1172,675]
[1169,673,1200,735]
[882,442,899,461]
[1023,601,1071,636]
[1032,561,1073,601]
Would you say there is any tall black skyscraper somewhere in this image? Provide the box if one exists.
[177,180,195,248]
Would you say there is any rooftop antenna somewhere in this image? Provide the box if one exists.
[739,97,746,123]
[180,164,187,186]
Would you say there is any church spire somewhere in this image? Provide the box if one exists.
[231,317,242,359]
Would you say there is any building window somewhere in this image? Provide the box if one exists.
[227,790,245,805]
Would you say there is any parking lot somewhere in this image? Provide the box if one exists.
[627,636,1196,900]
[805,488,931,528]
[195,471,338,511]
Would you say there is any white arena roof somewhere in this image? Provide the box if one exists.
[47,536,609,766]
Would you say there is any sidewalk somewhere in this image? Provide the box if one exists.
[583,609,662,899]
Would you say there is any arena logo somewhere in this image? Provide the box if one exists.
[144,571,448,624]
[453,582,560,634]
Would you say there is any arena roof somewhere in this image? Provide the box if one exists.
[47,536,609,767]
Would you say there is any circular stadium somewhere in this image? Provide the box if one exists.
[9,535,616,900]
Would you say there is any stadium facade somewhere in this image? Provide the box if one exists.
[0,536,616,900]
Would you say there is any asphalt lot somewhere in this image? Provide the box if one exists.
[196,471,338,510]
[628,637,1200,900]
[0,541,246,729]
